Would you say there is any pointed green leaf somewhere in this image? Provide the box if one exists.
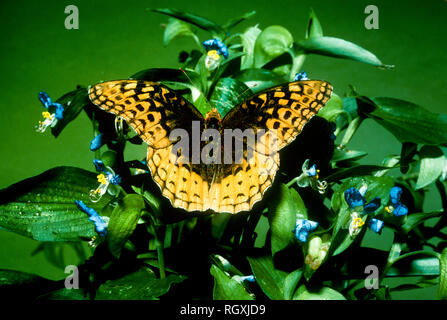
[401,211,443,234]
[305,8,323,39]
[296,36,388,67]
[283,269,302,300]
[247,254,288,300]
[163,18,198,46]
[240,25,262,69]
[106,194,145,258]
[368,97,447,145]
[318,93,344,122]
[268,184,306,255]
[0,166,113,241]
[152,8,225,38]
[233,68,285,93]
[210,265,254,300]
[416,146,445,190]
[222,11,256,31]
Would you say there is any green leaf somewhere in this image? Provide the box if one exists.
[386,256,440,277]
[401,211,443,234]
[51,88,90,138]
[95,267,186,300]
[163,18,198,46]
[254,26,293,68]
[416,146,445,190]
[268,185,306,255]
[305,8,323,39]
[209,78,252,117]
[210,265,254,300]
[331,149,368,163]
[130,68,201,89]
[368,97,447,145]
[293,285,346,300]
[438,248,447,299]
[0,269,60,299]
[317,93,344,122]
[222,11,256,31]
[152,8,225,38]
[106,194,145,258]
[283,269,302,300]
[233,68,285,93]
[325,165,391,182]
[247,254,288,300]
[0,166,113,241]
[240,25,262,69]
[295,36,388,67]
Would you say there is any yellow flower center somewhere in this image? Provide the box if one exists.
[352,217,365,229]
[207,49,221,61]
[42,111,52,119]
[97,173,108,185]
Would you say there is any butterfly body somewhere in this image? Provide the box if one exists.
[88,79,333,214]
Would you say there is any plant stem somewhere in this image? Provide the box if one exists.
[338,116,364,150]
[155,225,166,279]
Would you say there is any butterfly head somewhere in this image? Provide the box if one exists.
[204,108,222,130]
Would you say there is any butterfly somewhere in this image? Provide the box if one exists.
[88,79,333,214]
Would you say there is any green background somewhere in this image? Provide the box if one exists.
[0,0,446,298]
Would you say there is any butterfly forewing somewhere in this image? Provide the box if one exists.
[88,80,204,149]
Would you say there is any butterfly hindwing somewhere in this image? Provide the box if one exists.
[88,80,204,149]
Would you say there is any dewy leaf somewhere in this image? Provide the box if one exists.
[247,254,288,300]
[0,166,113,241]
[293,285,346,300]
[416,146,445,190]
[210,265,254,300]
[95,267,186,300]
[163,18,198,46]
[438,248,447,299]
[254,25,293,68]
[152,8,225,38]
[106,194,145,258]
[209,78,252,117]
[295,36,387,67]
[51,87,90,138]
[268,184,306,255]
[369,97,447,145]
[305,8,323,39]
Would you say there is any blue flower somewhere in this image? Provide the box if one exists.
[344,187,381,213]
[90,159,121,202]
[203,38,229,58]
[36,92,64,133]
[203,38,228,70]
[386,186,408,217]
[90,133,106,151]
[295,159,327,193]
[293,219,319,242]
[294,71,309,81]
[307,164,318,178]
[75,200,108,236]
[368,218,384,234]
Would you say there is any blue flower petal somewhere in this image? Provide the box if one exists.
[293,219,318,242]
[389,186,403,206]
[93,159,106,172]
[344,187,366,208]
[368,218,384,233]
[307,164,317,177]
[393,204,408,217]
[75,200,107,236]
[203,38,229,58]
[294,71,309,81]
[243,275,255,283]
[90,133,105,151]
[109,174,122,185]
[363,197,381,213]
[38,92,52,109]
[53,103,64,120]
